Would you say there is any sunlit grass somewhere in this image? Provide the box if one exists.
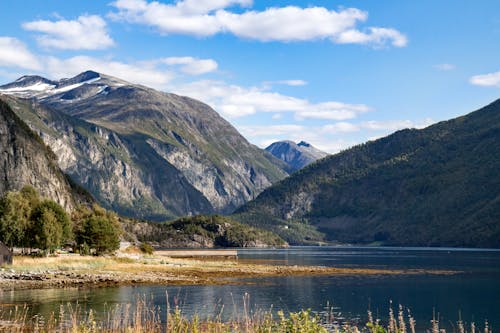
[11,255,111,272]
[0,298,492,333]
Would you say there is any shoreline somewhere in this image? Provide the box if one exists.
[0,254,459,291]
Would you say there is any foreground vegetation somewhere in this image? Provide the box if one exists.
[0,298,492,333]
[0,186,121,255]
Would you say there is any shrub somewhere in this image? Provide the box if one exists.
[139,243,154,255]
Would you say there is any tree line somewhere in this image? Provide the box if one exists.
[0,186,121,255]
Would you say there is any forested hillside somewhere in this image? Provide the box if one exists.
[235,99,500,248]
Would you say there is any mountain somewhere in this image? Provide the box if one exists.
[235,99,500,248]
[0,71,288,220]
[265,140,328,172]
[0,99,90,210]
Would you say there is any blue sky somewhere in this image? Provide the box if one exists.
[0,0,499,152]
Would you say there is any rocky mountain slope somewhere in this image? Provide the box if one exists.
[265,140,328,172]
[0,99,89,210]
[0,71,288,220]
[235,99,500,248]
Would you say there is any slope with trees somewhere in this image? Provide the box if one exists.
[235,99,500,248]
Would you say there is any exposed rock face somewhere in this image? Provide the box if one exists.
[0,99,84,210]
[0,71,288,220]
[265,140,328,172]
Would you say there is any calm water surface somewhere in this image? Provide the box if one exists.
[1,247,499,330]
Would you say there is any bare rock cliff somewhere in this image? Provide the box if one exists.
[0,99,84,210]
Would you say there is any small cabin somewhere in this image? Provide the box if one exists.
[0,242,12,265]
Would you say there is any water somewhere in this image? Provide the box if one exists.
[1,246,499,330]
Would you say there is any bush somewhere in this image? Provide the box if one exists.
[139,243,154,255]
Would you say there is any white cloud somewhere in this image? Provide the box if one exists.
[173,79,370,120]
[176,0,252,14]
[321,122,359,133]
[470,71,500,87]
[215,6,365,41]
[161,57,218,75]
[433,63,455,71]
[44,56,173,88]
[280,80,307,86]
[335,27,407,47]
[264,80,308,87]
[361,119,415,131]
[239,124,306,137]
[238,123,355,153]
[23,15,115,50]
[110,0,407,47]
[321,119,434,134]
[0,37,42,70]
[109,0,221,36]
[295,102,371,121]
[237,117,435,154]
[0,36,219,87]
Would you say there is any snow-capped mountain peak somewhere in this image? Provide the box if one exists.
[0,71,105,100]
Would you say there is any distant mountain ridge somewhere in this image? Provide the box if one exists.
[0,71,288,220]
[265,140,328,172]
[235,99,500,248]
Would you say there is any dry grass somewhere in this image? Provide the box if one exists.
[0,298,492,333]
[10,255,111,272]
[1,254,458,290]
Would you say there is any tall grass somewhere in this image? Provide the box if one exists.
[0,297,493,333]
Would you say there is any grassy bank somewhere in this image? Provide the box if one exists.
[0,253,457,290]
[0,298,491,333]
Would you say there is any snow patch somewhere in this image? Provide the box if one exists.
[0,82,55,92]
[51,77,101,94]
[0,77,102,99]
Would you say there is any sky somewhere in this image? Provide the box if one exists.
[0,0,499,153]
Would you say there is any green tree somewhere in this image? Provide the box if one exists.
[20,185,40,208]
[78,215,120,255]
[0,187,35,248]
[74,205,121,255]
[29,200,72,253]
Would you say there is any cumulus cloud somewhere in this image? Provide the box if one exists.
[295,102,371,121]
[335,27,407,47]
[237,118,435,154]
[22,15,115,50]
[109,0,407,47]
[173,79,370,120]
[0,37,42,70]
[45,55,173,87]
[0,36,219,87]
[470,71,500,87]
[160,57,218,75]
[321,122,359,133]
[238,123,355,153]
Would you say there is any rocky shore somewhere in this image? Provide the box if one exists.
[0,255,458,290]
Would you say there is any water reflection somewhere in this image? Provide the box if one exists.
[1,247,499,331]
